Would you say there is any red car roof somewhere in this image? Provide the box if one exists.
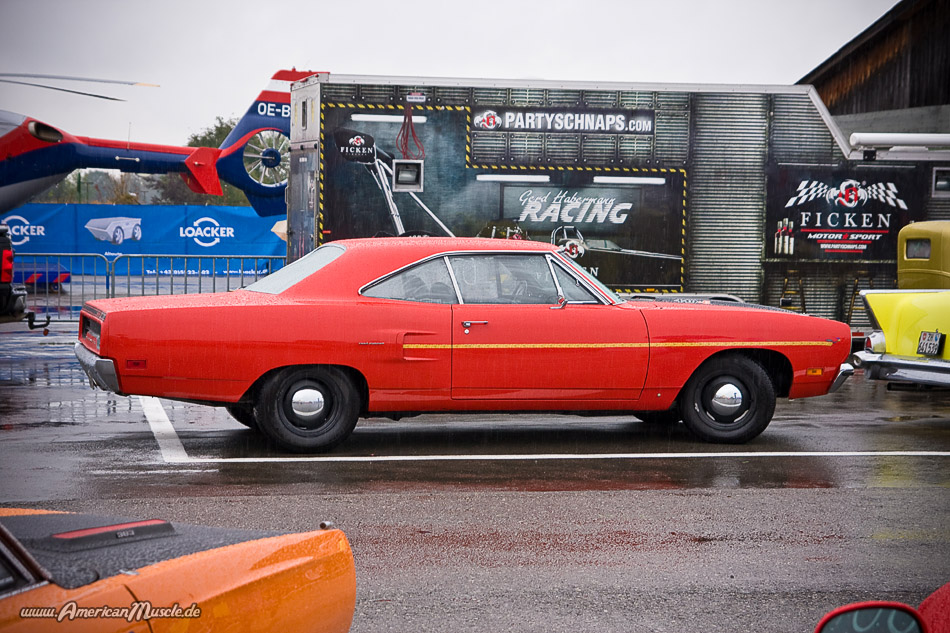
[337,236,556,254]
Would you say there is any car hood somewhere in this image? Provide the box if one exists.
[624,297,808,316]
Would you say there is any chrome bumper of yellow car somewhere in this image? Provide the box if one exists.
[851,350,950,387]
[74,341,121,393]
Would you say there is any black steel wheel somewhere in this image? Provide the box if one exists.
[258,367,359,452]
[679,355,775,443]
[225,403,259,431]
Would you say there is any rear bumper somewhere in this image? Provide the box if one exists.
[74,342,121,393]
[851,350,950,387]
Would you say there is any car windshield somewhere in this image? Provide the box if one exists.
[244,244,346,295]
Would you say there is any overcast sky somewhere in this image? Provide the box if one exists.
[1,0,899,147]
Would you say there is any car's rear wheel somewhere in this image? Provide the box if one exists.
[258,367,359,452]
[679,355,775,443]
[225,403,259,431]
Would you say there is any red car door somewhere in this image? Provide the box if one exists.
[448,254,649,402]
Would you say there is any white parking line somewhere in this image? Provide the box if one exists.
[139,396,190,463]
[140,397,950,464]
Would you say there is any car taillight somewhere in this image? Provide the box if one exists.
[1,249,12,283]
[80,313,102,351]
[865,331,886,353]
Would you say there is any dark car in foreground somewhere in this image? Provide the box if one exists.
[0,507,355,633]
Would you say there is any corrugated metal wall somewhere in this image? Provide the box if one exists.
[761,263,896,326]
[771,94,842,165]
[927,193,950,220]
[762,92,866,321]
[688,94,769,301]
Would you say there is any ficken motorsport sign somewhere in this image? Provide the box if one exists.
[767,168,923,261]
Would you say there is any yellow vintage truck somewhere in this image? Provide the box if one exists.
[851,221,950,387]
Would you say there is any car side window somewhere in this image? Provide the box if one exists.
[551,262,600,302]
[448,255,560,304]
[363,258,458,304]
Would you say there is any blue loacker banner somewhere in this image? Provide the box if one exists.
[2,204,286,279]
[1,204,286,258]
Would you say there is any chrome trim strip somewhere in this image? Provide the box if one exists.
[828,363,854,393]
[358,248,553,297]
[546,254,608,305]
[357,247,612,306]
[443,255,463,305]
[851,350,950,387]
[546,255,564,298]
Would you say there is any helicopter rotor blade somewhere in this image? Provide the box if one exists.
[0,73,158,88]
[0,79,126,101]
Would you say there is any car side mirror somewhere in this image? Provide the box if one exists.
[815,603,926,633]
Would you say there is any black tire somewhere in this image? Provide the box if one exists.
[257,367,359,453]
[679,355,775,443]
[635,408,682,424]
[112,227,125,245]
[225,404,259,431]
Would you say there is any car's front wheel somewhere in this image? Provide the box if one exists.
[257,367,359,452]
[679,355,775,443]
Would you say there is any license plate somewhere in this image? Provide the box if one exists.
[917,330,945,357]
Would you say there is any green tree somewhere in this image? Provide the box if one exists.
[108,173,141,205]
[147,116,250,207]
[187,115,237,148]
[32,172,80,204]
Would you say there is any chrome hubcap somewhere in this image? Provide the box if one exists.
[709,383,743,416]
[291,388,325,419]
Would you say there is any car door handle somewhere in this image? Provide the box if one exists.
[461,321,488,328]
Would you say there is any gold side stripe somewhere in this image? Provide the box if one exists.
[654,341,834,348]
[403,341,834,350]
[406,343,647,350]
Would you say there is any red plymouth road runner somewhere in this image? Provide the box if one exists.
[75,238,853,452]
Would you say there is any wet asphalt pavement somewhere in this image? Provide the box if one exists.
[1,322,948,632]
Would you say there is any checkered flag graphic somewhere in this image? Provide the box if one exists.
[785,181,829,207]
[865,182,908,210]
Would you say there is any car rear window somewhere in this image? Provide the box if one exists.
[244,244,345,294]
[363,257,458,304]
